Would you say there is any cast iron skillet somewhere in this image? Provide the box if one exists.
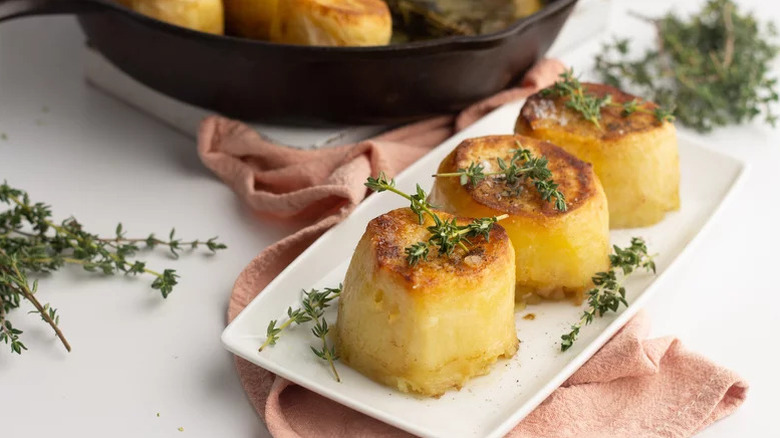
[0,0,577,123]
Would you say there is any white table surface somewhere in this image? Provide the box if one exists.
[1,1,778,436]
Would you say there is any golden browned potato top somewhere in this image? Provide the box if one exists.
[366,208,511,288]
[444,135,597,217]
[519,83,666,141]
[308,0,389,16]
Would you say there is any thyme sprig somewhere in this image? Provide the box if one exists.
[0,182,226,354]
[433,140,567,211]
[260,285,342,382]
[260,285,341,350]
[308,302,341,383]
[595,0,779,132]
[540,69,675,129]
[365,173,507,266]
[101,225,226,259]
[0,250,69,353]
[560,238,656,351]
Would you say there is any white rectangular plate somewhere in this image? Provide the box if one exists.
[222,101,747,438]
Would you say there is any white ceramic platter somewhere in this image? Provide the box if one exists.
[222,101,747,438]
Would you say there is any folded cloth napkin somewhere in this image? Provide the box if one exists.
[197,59,748,437]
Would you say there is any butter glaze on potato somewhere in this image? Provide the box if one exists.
[429,135,610,302]
[336,208,518,397]
[515,83,681,228]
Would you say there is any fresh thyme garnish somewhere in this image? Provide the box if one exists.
[540,69,675,129]
[260,285,341,350]
[595,0,779,132]
[260,285,342,382]
[365,173,508,266]
[404,241,430,266]
[560,237,656,352]
[0,182,226,354]
[433,140,567,211]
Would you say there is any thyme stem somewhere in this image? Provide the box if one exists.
[309,307,341,382]
[19,255,164,277]
[258,317,296,352]
[1,251,71,352]
[379,184,438,223]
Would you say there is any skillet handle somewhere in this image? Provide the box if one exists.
[0,0,108,22]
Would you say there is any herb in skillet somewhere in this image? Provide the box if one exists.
[0,182,226,354]
[365,172,507,266]
[594,0,779,132]
[560,238,656,351]
[260,285,342,382]
[540,70,675,130]
[432,140,567,211]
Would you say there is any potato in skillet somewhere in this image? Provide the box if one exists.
[225,0,392,46]
[119,0,224,35]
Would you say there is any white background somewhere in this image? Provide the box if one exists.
[1,0,779,436]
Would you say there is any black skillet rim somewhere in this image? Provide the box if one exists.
[100,0,578,53]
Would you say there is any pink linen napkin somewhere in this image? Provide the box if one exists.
[197,59,748,437]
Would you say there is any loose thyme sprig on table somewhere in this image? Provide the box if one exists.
[595,0,779,132]
[0,182,227,354]
[432,140,567,212]
[365,173,508,266]
[560,237,656,352]
[0,250,67,353]
[540,69,675,130]
[259,285,342,382]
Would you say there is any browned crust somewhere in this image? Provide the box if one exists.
[365,208,511,287]
[308,0,390,18]
[446,135,597,217]
[520,83,665,141]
